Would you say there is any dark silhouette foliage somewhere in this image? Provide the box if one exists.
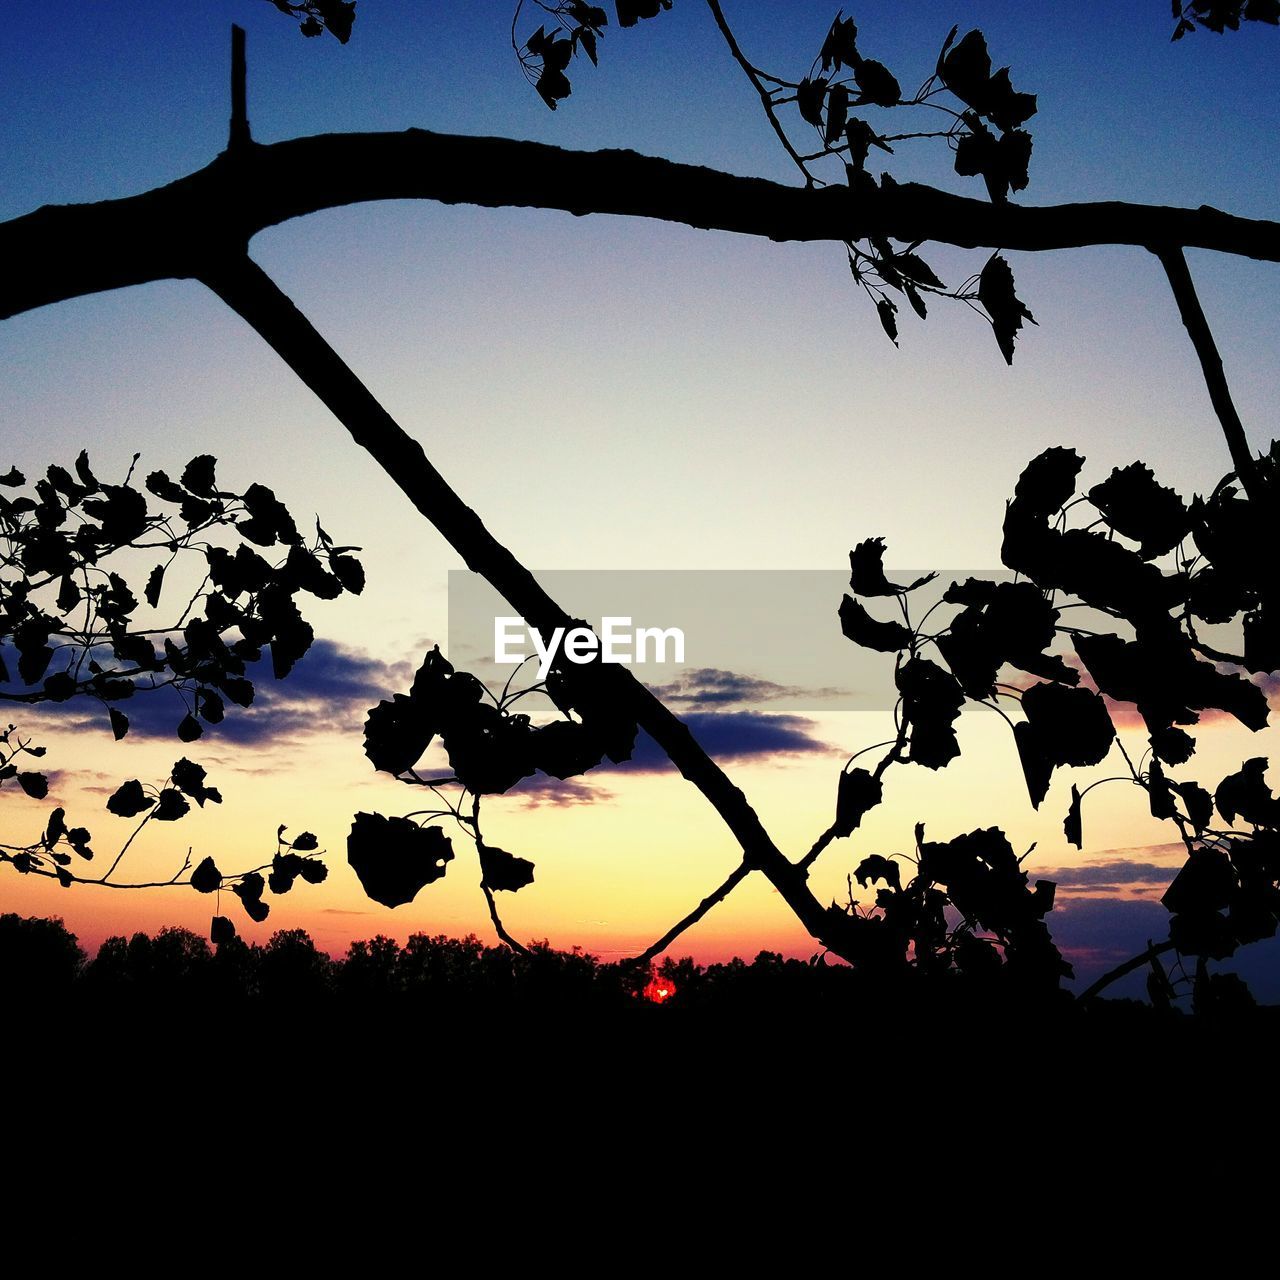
[0,454,357,932]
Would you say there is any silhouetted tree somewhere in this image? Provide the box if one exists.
[0,911,85,993]
[0,453,358,937]
[1,7,1276,1000]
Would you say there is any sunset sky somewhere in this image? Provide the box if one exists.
[2,1,1278,996]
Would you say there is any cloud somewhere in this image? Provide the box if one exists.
[507,775,613,807]
[608,710,830,773]
[1042,860,1178,890]
[19,639,412,750]
[1049,896,1172,970]
[646,667,847,709]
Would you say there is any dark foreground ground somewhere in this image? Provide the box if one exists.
[10,911,1279,1176]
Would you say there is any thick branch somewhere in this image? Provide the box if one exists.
[198,253,849,955]
[1154,246,1263,501]
[4,130,1279,320]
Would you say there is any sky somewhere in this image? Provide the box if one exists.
[1,0,1278,997]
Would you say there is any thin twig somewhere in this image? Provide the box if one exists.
[704,0,815,185]
[1154,245,1261,501]
[1078,939,1176,1003]
[631,861,751,964]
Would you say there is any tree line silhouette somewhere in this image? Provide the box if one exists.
[7,911,1271,1024]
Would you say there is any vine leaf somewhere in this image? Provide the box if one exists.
[106,779,154,818]
[347,812,455,908]
[978,255,1036,364]
[839,595,912,652]
[479,842,536,892]
[191,856,223,894]
[835,767,883,837]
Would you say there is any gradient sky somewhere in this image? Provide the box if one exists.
[1,1,1278,996]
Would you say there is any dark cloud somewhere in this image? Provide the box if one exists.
[609,710,829,773]
[1043,860,1177,890]
[16,640,411,750]
[646,667,847,709]
[1050,896,1171,972]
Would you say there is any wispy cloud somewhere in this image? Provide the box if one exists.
[646,666,847,709]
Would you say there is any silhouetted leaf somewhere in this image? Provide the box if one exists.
[1088,463,1191,558]
[1147,756,1179,819]
[17,771,48,799]
[479,842,536,892]
[238,483,300,547]
[1013,721,1053,809]
[797,76,829,127]
[81,485,148,545]
[191,856,222,894]
[106,779,154,818]
[853,59,900,106]
[1021,681,1115,767]
[824,82,849,145]
[1011,448,1083,519]
[291,831,319,851]
[898,657,964,769]
[855,853,901,891]
[181,455,218,497]
[330,554,365,595]
[1217,757,1280,827]
[144,563,165,608]
[233,871,270,923]
[615,0,671,29]
[1064,784,1083,848]
[1178,780,1215,831]
[56,574,80,613]
[1163,848,1234,915]
[839,595,912,652]
[171,758,222,807]
[875,297,899,345]
[347,812,455,908]
[835,767,883,838]
[177,713,202,743]
[363,694,435,776]
[954,123,1032,203]
[978,255,1036,363]
[42,671,77,702]
[153,790,190,822]
[268,852,306,894]
[1243,608,1280,674]
[848,538,936,597]
[819,14,859,71]
[211,915,237,945]
[298,859,328,884]
[530,718,607,780]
